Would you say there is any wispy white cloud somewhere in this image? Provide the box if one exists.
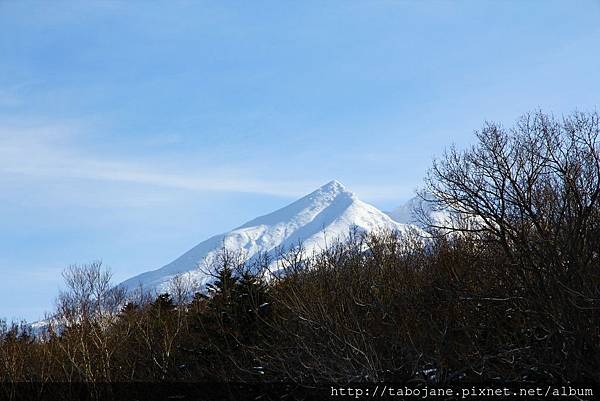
[0,118,414,208]
[0,120,318,199]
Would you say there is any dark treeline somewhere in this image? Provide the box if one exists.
[1,111,599,388]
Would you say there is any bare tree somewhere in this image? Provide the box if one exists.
[423,111,600,271]
[55,261,126,382]
[421,111,600,380]
[168,273,198,305]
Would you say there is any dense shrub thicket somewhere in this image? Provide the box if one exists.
[0,111,598,387]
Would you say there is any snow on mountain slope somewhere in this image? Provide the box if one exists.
[386,192,450,227]
[119,180,408,294]
[385,195,423,225]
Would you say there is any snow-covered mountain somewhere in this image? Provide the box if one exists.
[385,192,450,227]
[385,195,425,225]
[119,180,409,294]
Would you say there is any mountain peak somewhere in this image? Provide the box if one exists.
[321,179,345,191]
[315,180,351,197]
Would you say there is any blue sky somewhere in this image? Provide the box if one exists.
[1,1,599,321]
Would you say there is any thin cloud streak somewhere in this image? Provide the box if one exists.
[0,121,409,202]
[0,120,308,197]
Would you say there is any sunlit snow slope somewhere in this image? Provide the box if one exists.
[385,193,450,227]
[119,180,408,293]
